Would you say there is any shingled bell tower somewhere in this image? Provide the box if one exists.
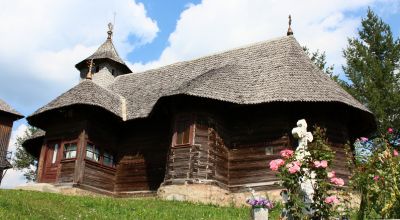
[75,23,132,87]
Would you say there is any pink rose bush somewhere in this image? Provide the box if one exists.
[330,177,345,186]
[269,159,285,171]
[324,195,339,204]
[394,149,398,156]
[327,171,336,178]
[286,161,301,174]
[280,149,294,159]
[313,160,328,168]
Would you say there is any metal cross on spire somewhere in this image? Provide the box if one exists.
[287,15,293,36]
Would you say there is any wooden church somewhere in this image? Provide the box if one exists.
[0,99,23,184]
[23,22,375,201]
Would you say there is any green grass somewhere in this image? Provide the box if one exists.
[0,189,284,219]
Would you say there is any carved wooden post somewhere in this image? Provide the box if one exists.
[36,142,47,182]
[73,130,87,184]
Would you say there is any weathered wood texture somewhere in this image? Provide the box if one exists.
[163,100,355,192]
[0,115,13,168]
[58,160,75,183]
[114,119,170,192]
[83,160,115,191]
[33,99,365,194]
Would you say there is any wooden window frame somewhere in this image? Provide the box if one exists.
[84,140,116,168]
[85,141,100,162]
[62,140,78,160]
[102,151,115,168]
[172,113,195,148]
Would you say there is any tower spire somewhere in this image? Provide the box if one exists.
[86,59,94,80]
[107,22,113,39]
[287,15,293,36]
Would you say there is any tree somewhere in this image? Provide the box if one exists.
[342,8,400,132]
[303,46,338,81]
[12,126,38,182]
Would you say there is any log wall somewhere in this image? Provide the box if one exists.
[83,160,115,191]
[0,115,13,169]
[163,103,354,192]
[31,101,362,194]
[58,160,75,183]
[114,120,170,192]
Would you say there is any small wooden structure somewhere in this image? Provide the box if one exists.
[23,25,375,199]
[0,99,23,184]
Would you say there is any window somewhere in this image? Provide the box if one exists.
[111,69,115,76]
[103,151,114,167]
[175,119,191,145]
[63,143,77,159]
[86,143,100,162]
[265,146,274,155]
[95,66,100,73]
[52,144,59,164]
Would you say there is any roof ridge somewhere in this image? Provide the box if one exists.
[116,36,291,81]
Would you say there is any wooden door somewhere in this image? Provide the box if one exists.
[41,142,62,183]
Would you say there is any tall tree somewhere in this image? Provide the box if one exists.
[12,126,38,182]
[303,46,338,81]
[342,8,400,132]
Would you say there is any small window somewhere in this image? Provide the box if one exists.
[86,143,100,162]
[64,143,77,159]
[265,146,274,155]
[111,69,115,76]
[52,144,59,164]
[95,66,100,73]
[175,119,191,145]
[103,152,115,167]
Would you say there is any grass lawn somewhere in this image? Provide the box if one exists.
[0,189,283,219]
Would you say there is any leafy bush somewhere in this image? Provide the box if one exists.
[351,128,400,219]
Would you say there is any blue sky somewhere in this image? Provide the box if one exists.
[0,0,399,187]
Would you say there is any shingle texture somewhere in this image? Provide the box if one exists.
[31,80,124,118]
[0,98,23,118]
[30,36,371,121]
[30,129,46,140]
[75,38,132,74]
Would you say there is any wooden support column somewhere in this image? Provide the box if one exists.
[36,143,47,183]
[73,129,87,184]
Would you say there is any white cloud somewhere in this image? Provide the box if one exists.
[0,0,159,113]
[1,124,28,189]
[133,0,397,77]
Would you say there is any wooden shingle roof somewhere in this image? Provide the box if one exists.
[32,80,125,119]
[0,98,23,119]
[75,38,132,74]
[29,36,371,122]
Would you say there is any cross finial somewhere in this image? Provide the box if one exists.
[287,14,293,36]
[86,59,95,80]
[107,22,113,39]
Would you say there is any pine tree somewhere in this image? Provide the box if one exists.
[303,46,338,81]
[342,8,400,132]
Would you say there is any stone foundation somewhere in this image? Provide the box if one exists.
[157,184,282,207]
